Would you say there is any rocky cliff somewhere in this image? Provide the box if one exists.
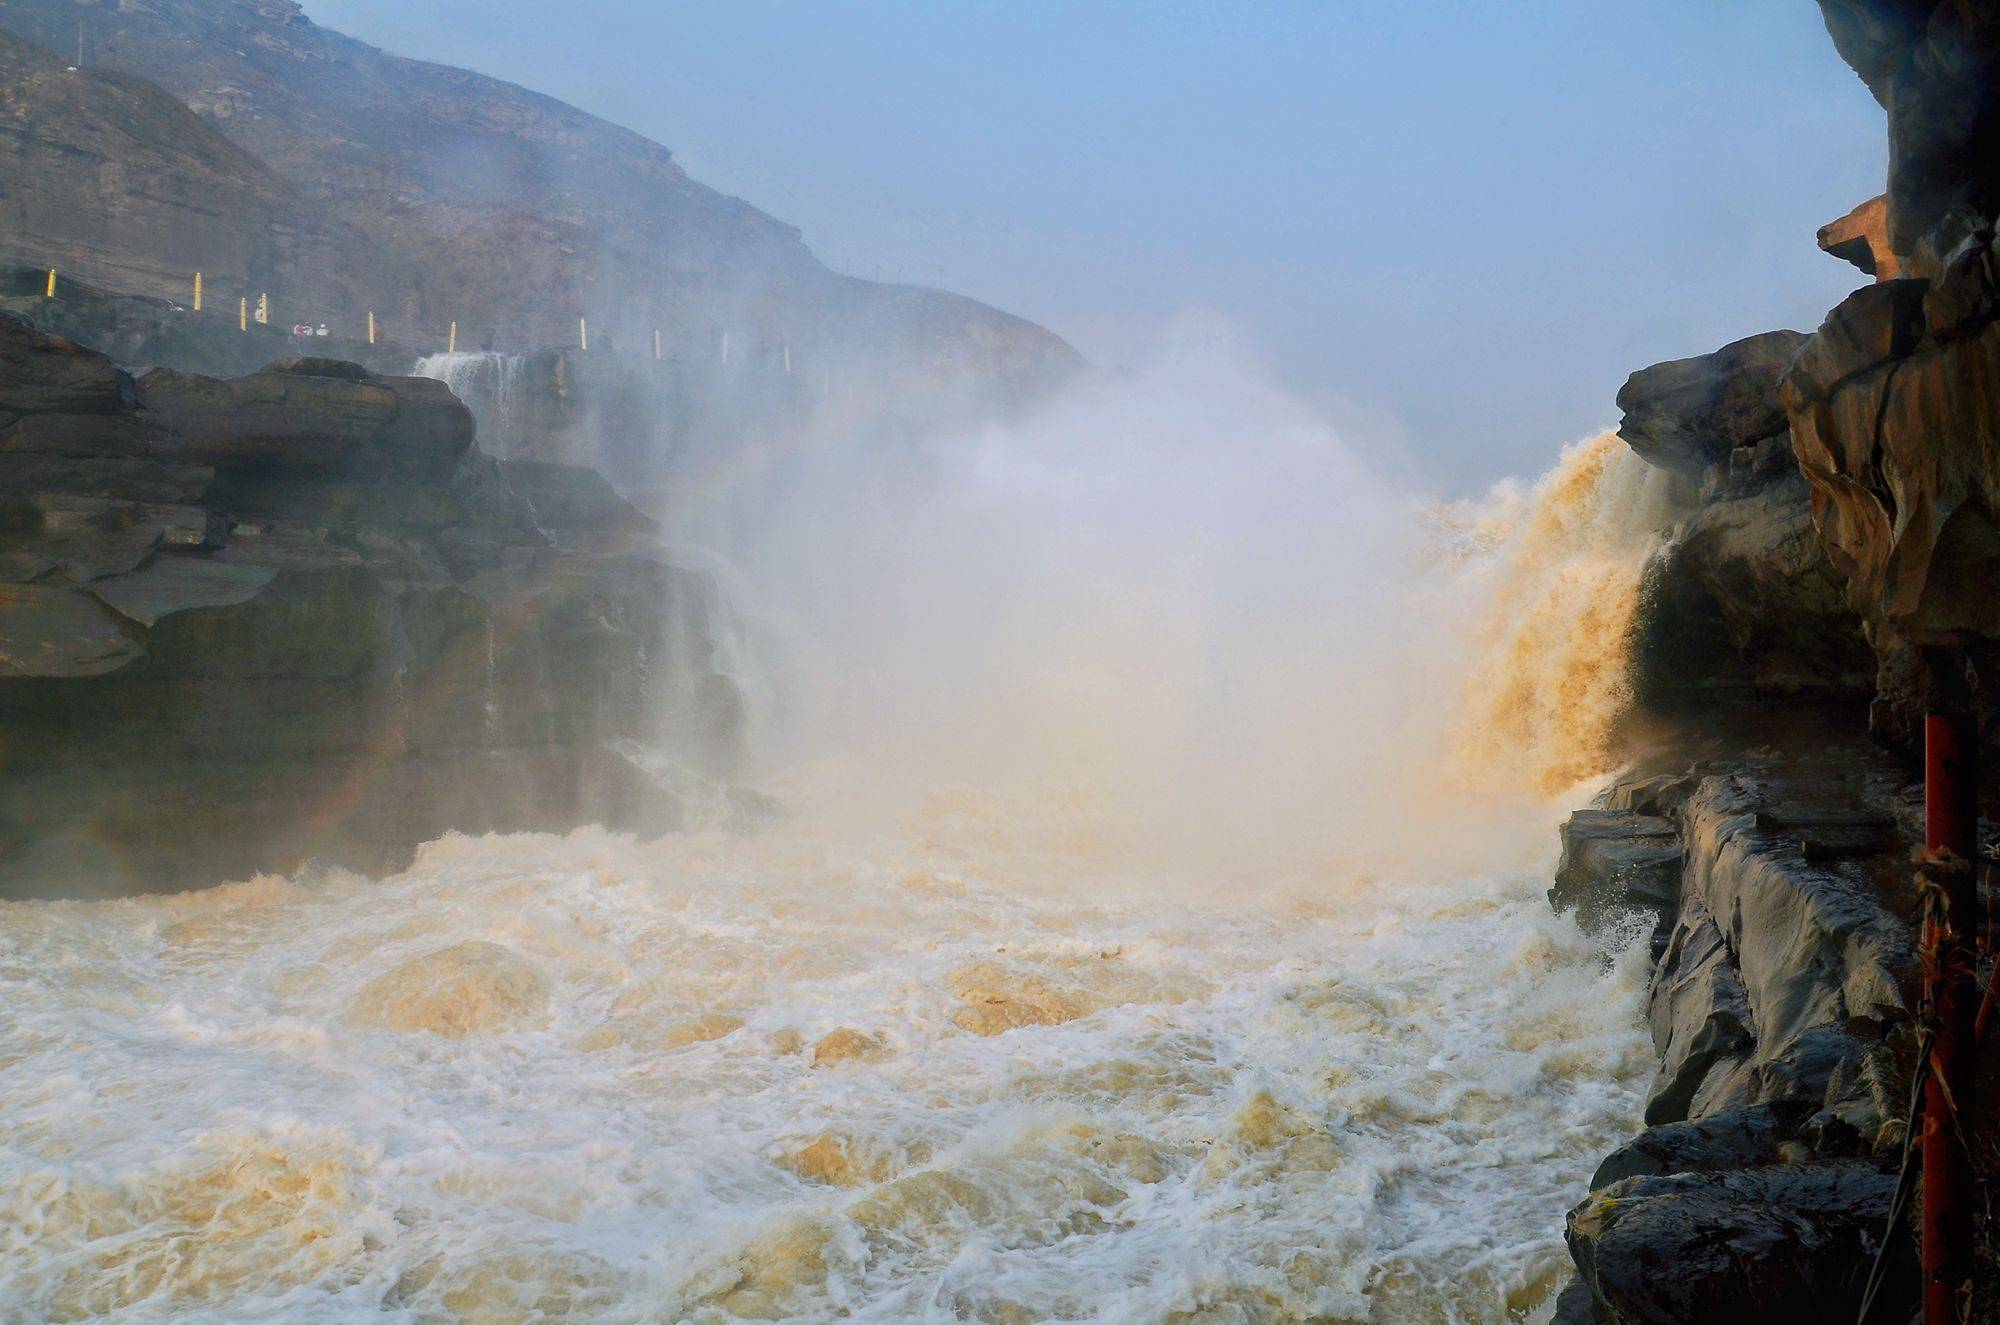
[0,0,1079,419]
[1552,2,2000,1318]
[0,312,746,899]
[1780,1,2000,753]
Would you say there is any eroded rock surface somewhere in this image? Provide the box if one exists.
[1616,331,1807,478]
[1555,740,1921,1320]
[0,314,744,898]
[1614,326,1871,707]
[1568,1163,1900,1323]
[1819,194,1900,280]
[1773,2,2000,747]
[1549,810,1682,957]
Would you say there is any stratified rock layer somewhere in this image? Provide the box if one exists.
[0,314,741,898]
[0,4,1078,411]
[1553,733,1922,1321]
[1778,2,2000,747]
[1819,194,1900,280]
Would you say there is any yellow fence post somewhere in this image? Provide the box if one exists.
[239,297,248,331]
[193,272,202,312]
[255,293,268,325]
[653,329,661,361]
[783,343,792,374]
[448,321,457,354]
[367,311,376,345]
[44,268,56,299]
[721,330,730,364]
[579,317,588,351]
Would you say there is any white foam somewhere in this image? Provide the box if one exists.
[2,329,1675,1321]
[0,812,1653,1322]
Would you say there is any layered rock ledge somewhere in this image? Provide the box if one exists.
[1552,720,1923,1320]
[1550,300,1952,1318]
[0,314,742,898]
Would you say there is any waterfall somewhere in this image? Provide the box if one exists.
[1444,430,1686,798]
[411,351,526,452]
[0,332,1677,1324]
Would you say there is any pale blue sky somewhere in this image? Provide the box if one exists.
[305,1,1884,492]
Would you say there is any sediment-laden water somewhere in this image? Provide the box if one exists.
[1,796,1653,1323]
[2,347,1679,1322]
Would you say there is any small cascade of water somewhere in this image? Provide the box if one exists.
[480,614,500,750]
[411,351,527,451]
[1442,431,1686,798]
[639,558,763,784]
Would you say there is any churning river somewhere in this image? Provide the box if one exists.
[3,343,1681,1323]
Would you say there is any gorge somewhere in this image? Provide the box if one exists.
[3,1,2000,1322]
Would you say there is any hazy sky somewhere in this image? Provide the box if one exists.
[305,1,1885,493]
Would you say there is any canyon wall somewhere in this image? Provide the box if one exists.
[1784,0,2000,750]
[0,313,747,899]
[1556,3,2000,1317]
[0,1,1080,437]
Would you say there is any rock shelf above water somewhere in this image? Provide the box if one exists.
[0,314,742,898]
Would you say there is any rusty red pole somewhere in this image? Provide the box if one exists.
[1925,709,1979,1324]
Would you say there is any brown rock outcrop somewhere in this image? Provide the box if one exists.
[1784,264,2000,743]
[1818,194,1900,280]
[1612,328,1871,707]
[1616,331,1808,478]
[0,313,745,898]
[1816,0,2000,274]
[1560,8,2000,1317]
[1768,4,2000,745]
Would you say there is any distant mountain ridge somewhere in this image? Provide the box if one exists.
[0,0,1077,397]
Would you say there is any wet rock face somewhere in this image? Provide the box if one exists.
[1549,810,1682,958]
[1589,1102,1812,1191]
[1556,749,1921,1320]
[1632,471,1873,706]
[139,362,474,477]
[1612,327,1872,706]
[0,314,742,898]
[1568,1163,1901,1323]
[1564,8,1995,1315]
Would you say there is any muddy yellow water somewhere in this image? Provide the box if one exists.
[2,410,1675,1322]
[0,795,1652,1323]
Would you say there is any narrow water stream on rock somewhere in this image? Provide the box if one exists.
[3,342,1682,1323]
